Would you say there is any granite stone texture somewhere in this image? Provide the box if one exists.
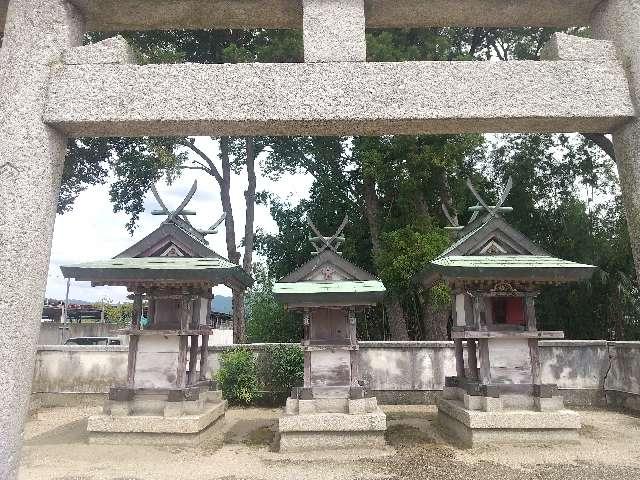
[437,408,579,448]
[278,409,387,432]
[279,432,387,452]
[438,398,581,430]
[0,1,84,478]
[88,399,227,434]
[278,408,387,452]
[0,1,607,33]
[62,35,135,65]
[89,418,226,446]
[303,0,366,62]
[592,0,640,279]
[43,60,634,137]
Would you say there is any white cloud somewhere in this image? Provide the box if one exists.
[46,137,313,303]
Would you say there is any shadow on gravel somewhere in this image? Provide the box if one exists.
[224,418,277,446]
[26,418,89,446]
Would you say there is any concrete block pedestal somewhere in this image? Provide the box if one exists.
[87,388,227,446]
[437,397,581,448]
[279,391,387,452]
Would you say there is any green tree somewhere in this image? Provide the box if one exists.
[246,264,302,343]
[216,348,261,405]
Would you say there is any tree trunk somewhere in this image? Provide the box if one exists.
[362,173,409,340]
[232,289,246,344]
[418,294,449,340]
[387,294,410,340]
[219,137,246,344]
[243,137,256,273]
[439,172,459,227]
[219,137,240,265]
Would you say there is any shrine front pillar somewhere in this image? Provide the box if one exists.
[0,1,84,477]
[592,1,640,277]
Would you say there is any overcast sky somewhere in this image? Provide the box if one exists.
[45,137,313,303]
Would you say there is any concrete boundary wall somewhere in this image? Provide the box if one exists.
[31,341,640,412]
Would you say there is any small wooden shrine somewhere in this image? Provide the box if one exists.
[61,182,253,444]
[416,178,596,447]
[273,217,387,452]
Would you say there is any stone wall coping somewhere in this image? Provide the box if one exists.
[37,345,128,352]
[359,341,454,348]
[539,340,609,347]
[207,343,299,352]
[36,340,633,353]
[607,341,640,348]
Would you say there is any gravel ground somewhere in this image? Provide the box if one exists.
[19,405,640,480]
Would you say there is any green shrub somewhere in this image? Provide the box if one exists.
[260,344,304,405]
[216,348,261,406]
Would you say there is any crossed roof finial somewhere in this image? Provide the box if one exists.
[442,176,514,231]
[307,215,349,256]
[150,180,226,236]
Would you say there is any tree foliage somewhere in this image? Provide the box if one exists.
[246,264,302,343]
[216,348,261,405]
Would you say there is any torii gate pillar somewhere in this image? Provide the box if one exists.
[592,1,640,276]
[0,1,83,477]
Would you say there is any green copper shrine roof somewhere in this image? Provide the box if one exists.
[60,257,253,288]
[429,255,596,282]
[273,280,386,307]
[274,281,385,295]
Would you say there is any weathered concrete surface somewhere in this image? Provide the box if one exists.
[540,340,609,390]
[605,342,640,396]
[32,346,127,395]
[592,1,640,279]
[359,341,456,391]
[44,60,634,137]
[0,0,606,33]
[134,335,180,389]
[303,0,366,62]
[0,1,84,477]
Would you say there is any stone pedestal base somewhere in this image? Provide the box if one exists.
[87,389,227,445]
[278,395,387,452]
[437,398,580,448]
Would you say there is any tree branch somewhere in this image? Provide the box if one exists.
[178,165,209,172]
[179,138,224,184]
[581,133,617,164]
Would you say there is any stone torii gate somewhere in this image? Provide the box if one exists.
[0,0,639,476]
